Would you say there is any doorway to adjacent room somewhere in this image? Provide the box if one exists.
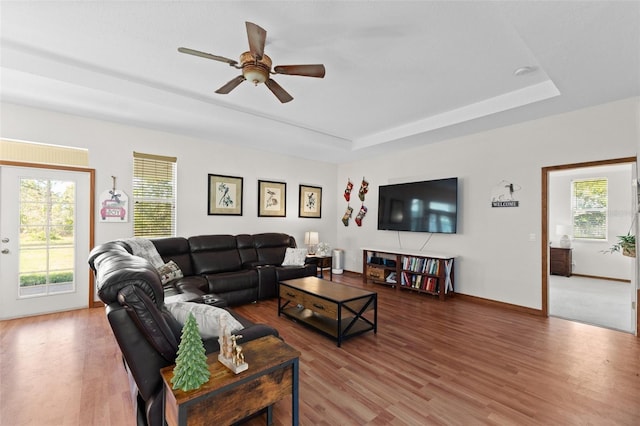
[542,158,637,334]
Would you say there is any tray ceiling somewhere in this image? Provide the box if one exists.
[1,1,638,163]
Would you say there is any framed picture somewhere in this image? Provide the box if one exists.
[258,180,286,217]
[299,184,322,218]
[208,174,243,215]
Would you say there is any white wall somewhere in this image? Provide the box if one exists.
[0,103,339,250]
[2,97,638,311]
[337,97,639,309]
[549,164,634,280]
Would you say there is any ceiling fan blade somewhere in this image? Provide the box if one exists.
[273,64,326,78]
[265,79,293,103]
[215,75,246,94]
[245,21,266,60]
[178,47,238,66]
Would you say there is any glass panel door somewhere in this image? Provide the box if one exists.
[19,178,76,297]
[0,166,90,319]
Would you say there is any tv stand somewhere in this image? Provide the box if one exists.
[362,248,455,301]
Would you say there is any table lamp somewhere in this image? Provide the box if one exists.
[304,231,319,255]
[555,225,571,248]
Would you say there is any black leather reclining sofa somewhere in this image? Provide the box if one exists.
[88,232,315,426]
[140,232,316,305]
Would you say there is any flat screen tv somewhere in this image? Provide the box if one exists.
[377,177,458,233]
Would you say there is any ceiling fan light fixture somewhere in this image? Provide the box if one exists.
[179,22,324,102]
[244,68,267,85]
[240,52,271,85]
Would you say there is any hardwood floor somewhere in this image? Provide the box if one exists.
[2,272,639,425]
[0,307,133,425]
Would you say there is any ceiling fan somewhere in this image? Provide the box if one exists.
[178,21,325,103]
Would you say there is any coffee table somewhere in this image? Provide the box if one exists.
[160,335,300,425]
[278,277,377,347]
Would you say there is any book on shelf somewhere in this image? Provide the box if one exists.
[425,277,436,292]
[401,257,442,275]
[401,271,409,286]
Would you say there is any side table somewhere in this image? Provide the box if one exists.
[305,255,333,281]
[550,247,572,277]
[161,335,300,426]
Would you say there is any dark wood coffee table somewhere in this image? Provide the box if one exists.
[279,277,377,347]
[160,335,300,425]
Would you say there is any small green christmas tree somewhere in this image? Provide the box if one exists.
[171,313,211,391]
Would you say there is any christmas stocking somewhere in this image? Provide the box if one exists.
[358,178,369,202]
[355,205,367,227]
[343,178,353,202]
[342,205,353,226]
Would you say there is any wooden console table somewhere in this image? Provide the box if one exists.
[161,335,300,426]
[362,247,455,301]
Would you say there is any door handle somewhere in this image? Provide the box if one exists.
[1,249,9,254]
[1,238,8,243]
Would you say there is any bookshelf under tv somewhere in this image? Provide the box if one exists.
[362,248,455,301]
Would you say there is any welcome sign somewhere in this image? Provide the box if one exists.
[491,180,520,208]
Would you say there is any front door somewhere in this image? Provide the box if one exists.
[0,165,91,319]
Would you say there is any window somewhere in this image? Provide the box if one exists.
[19,177,76,297]
[133,152,177,237]
[571,178,607,240]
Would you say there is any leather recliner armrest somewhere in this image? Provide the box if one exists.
[256,265,278,300]
[117,285,180,363]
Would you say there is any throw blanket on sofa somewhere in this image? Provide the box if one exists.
[121,237,164,268]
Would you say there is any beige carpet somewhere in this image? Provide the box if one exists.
[549,275,635,333]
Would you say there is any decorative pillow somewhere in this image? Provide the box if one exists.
[157,260,183,285]
[281,248,308,266]
[166,302,243,339]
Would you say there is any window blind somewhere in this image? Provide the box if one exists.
[0,139,88,166]
[133,152,177,237]
[571,178,607,239]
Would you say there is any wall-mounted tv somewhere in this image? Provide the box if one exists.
[377,177,458,233]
